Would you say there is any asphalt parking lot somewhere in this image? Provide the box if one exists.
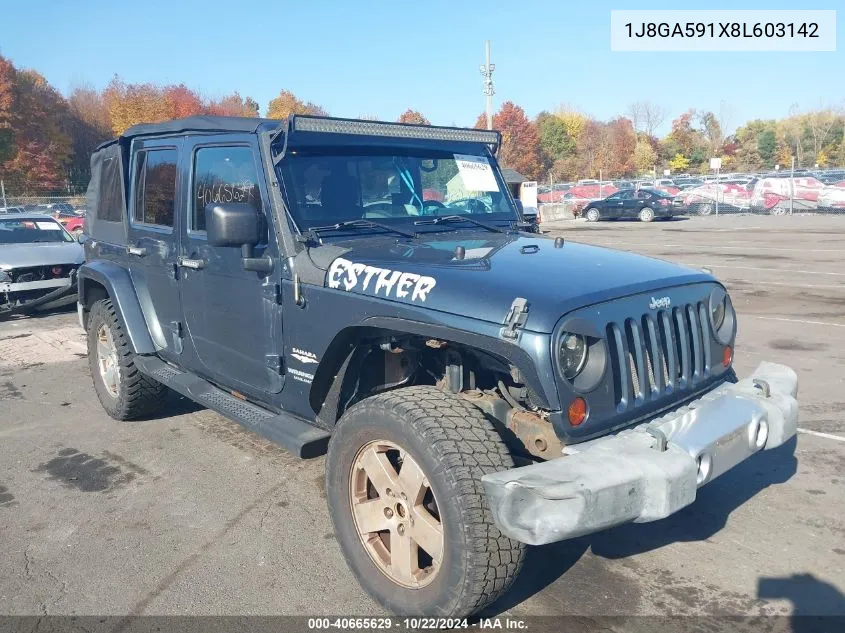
[1,215,844,624]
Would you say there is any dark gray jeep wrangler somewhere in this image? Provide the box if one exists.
[79,115,798,617]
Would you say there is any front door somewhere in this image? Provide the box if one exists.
[127,138,183,363]
[178,137,283,397]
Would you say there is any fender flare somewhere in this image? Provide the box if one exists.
[310,316,555,425]
[77,260,157,354]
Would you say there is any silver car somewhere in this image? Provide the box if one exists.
[0,214,84,316]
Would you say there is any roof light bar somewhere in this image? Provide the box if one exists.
[291,115,500,146]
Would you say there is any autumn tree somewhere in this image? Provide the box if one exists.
[66,85,112,184]
[475,102,542,180]
[266,89,328,119]
[633,140,657,174]
[206,92,260,117]
[164,84,204,119]
[0,60,72,193]
[397,109,430,125]
[668,153,690,172]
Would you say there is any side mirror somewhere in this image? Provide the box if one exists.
[205,203,273,274]
[206,203,261,248]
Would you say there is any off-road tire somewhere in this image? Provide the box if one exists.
[639,206,655,222]
[87,298,166,420]
[326,386,525,617]
[585,207,600,222]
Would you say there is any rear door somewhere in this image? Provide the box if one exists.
[625,190,652,217]
[127,138,183,363]
[602,191,624,218]
[177,136,283,397]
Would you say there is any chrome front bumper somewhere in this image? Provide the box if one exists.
[481,362,798,545]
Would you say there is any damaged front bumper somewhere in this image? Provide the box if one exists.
[0,275,77,315]
[481,362,798,545]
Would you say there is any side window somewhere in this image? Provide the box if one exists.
[192,146,262,232]
[133,149,177,227]
[99,156,124,222]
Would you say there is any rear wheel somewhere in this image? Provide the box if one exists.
[639,206,655,222]
[585,207,600,222]
[326,386,525,617]
[697,202,713,216]
[87,298,167,420]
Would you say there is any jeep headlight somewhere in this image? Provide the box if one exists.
[709,287,735,344]
[559,332,588,380]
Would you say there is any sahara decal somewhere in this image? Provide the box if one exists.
[327,257,437,302]
[290,347,318,364]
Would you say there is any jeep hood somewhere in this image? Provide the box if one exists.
[319,231,713,333]
[0,242,84,269]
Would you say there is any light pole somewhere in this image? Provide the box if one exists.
[479,41,495,131]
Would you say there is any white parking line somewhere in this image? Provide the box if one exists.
[798,428,845,443]
[748,315,845,328]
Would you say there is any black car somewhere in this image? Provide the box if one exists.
[78,115,797,618]
[581,188,676,222]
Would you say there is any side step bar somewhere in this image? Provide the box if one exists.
[134,355,330,458]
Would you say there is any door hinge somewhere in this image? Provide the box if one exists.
[501,297,529,340]
[265,354,284,374]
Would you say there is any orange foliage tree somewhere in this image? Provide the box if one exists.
[266,89,328,119]
[476,102,542,180]
[397,109,430,125]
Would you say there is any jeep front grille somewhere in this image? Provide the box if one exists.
[607,303,712,410]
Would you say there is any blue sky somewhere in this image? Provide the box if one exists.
[0,0,842,135]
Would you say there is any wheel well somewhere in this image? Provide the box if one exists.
[310,327,539,427]
[79,279,109,329]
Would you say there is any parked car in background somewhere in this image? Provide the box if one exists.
[0,206,26,214]
[580,188,675,222]
[678,183,752,215]
[55,212,85,236]
[0,214,83,316]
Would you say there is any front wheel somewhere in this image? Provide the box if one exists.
[584,207,600,222]
[87,298,167,420]
[326,386,525,617]
[639,206,655,222]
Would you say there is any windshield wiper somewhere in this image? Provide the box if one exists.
[304,219,418,240]
[414,215,506,233]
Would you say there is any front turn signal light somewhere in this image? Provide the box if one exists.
[568,397,588,426]
[723,345,733,367]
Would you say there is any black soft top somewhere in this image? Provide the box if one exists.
[97,116,281,149]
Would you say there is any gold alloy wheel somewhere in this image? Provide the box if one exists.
[96,323,120,398]
[349,440,444,588]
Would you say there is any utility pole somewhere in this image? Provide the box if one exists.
[790,155,795,215]
[480,41,495,130]
[0,180,6,208]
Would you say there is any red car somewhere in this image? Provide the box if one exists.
[54,212,85,236]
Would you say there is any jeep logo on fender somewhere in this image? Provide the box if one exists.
[649,296,671,310]
[328,257,437,303]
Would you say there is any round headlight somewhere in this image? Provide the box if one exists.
[559,332,588,380]
[711,295,726,330]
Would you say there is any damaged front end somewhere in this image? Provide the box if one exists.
[0,264,80,316]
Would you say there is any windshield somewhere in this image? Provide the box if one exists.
[0,218,73,244]
[278,148,519,233]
